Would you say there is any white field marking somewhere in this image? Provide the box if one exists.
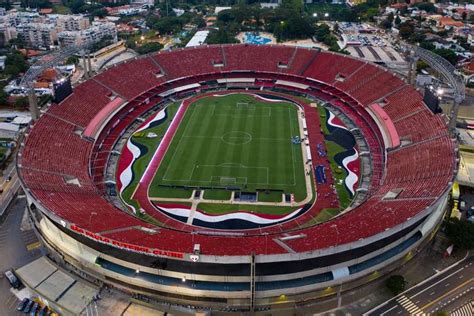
[288,107,297,187]
[162,164,283,186]
[161,102,300,187]
[161,104,200,181]
[181,135,288,141]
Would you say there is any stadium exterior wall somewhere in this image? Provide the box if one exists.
[25,189,448,305]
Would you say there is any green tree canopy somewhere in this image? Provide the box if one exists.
[386,275,406,295]
[444,218,474,250]
[136,42,163,55]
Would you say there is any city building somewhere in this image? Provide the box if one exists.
[0,11,115,49]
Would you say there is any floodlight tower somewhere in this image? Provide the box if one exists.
[411,46,465,135]
[20,42,96,121]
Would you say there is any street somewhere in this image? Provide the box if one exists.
[0,197,42,316]
[365,253,474,316]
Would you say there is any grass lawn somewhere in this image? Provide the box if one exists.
[203,189,232,200]
[258,191,283,203]
[152,186,194,199]
[197,203,299,215]
[150,94,309,201]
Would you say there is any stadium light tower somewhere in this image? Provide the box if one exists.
[411,46,465,134]
[19,41,97,121]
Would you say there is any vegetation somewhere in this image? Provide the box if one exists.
[386,275,406,295]
[314,23,346,53]
[197,203,298,215]
[66,56,79,65]
[4,50,28,77]
[203,189,232,200]
[136,42,163,55]
[444,218,474,250]
[90,35,115,52]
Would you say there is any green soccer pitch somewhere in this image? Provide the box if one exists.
[149,94,310,202]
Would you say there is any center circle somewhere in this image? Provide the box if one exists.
[221,131,252,145]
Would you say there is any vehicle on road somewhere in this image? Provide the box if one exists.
[29,302,39,315]
[38,305,49,316]
[4,270,21,289]
[23,300,34,313]
[17,298,30,311]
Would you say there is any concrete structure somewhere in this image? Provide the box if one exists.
[16,23,57,49]
[18,45,455,312]
[0,11,114,49]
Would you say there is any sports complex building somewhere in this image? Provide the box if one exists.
[17,44,457,312]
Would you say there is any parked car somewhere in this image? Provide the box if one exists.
[4,270,21,289]
[38,305,49,316]
[23,300,34,313]
[29,302,39,316]
[16,298,30,311]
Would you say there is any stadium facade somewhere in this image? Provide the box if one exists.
[17,44,456,310]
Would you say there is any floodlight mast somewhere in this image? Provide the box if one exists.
[20,42,96,121]
[410,46,465,135]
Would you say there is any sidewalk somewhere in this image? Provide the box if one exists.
[329,236,466,315]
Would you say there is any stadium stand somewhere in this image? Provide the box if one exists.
[18,44,455,257]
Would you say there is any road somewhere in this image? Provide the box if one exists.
[0,162,20,220]
[0,197,42,316]
[365,253,474,315]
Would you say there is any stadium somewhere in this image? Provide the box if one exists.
[17,44,456,311]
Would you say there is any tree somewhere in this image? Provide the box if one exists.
[66,56,79,65]
[432,48,457,65]
[14,96,28,109]
[399,24,413,39]
[0,90,8,106]
[4,51,28,77]
[386,275,406,295]
[395,15,401,25]
[136,42,163,55]
[416,2,436,13]
[207,28,239,45]
[416,60,429,71]
[381,19,392,29]
[444,218,474,250]
[387,12,394,24]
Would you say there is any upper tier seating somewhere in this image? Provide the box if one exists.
[303,53,365,83]
[223,45,295,72]
[21,115,91,180]
[153,46,225,78]
[47,80,113,128]
[94,57,164,100]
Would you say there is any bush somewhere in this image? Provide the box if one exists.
[136,42,163,55]
[386,275,406,295]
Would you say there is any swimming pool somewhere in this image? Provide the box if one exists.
[244,32,272,45]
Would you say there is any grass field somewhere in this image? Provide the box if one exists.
[197,203,299,215]
[149,94,309,201]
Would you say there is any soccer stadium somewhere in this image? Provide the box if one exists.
[18,44,456,311]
